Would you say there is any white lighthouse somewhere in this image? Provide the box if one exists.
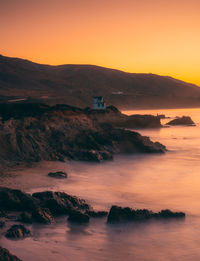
[93,96,106,110]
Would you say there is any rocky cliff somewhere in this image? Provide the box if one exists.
[0,103,166,170]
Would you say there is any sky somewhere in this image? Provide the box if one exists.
[0,0,200,85]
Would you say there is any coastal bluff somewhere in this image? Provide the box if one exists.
[0,103,165,169]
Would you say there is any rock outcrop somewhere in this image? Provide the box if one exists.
[0,188,186,229]
[5,224,31,239]
[85,106,162,128]
[107,205,185,223]
[0,187,92,225]
[32,191,91,216]
[0,103,166,169]
[47,171,67,179]
[0,246,22,261]
[0,187,39,212]
[166,116,195,126]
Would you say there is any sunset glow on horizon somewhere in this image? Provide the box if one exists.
[1,0,200,85]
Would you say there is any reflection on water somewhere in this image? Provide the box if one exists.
[1,108,200,260]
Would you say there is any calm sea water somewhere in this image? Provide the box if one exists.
[1,107,200,261]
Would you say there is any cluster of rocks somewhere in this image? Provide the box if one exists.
[0,187,93,226]
[0,187,186,234]
[0,187,186,260]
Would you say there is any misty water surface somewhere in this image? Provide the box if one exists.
[1,108,200,261]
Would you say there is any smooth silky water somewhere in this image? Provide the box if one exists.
[1,108,200,261]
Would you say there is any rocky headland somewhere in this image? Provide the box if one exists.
[85,105,162,128]
[0,102,166,170]
[0,103,167,260]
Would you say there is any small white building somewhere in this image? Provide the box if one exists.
[93,96,106,110]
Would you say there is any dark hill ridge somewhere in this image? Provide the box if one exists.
[1,54,200,109]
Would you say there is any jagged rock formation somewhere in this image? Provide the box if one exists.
[5,224,31,239]
[107,205,185,223]
[0,187,91,224]
[0,103,166,169]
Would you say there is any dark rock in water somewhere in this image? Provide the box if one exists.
[156,209,185,218]
[0,187,92,224]
[32,207,54,224]
[166,116,195,126]
[107,206,152,223]
[0,246,22,261]
[5,224,31,239]
[0,187,39,212]
[47,171,68,179]
[0,220,5,228]
[32,191,91,216]
[86,210,108,218]
[68,210,90,223]
[19,212,33,223]
[33,191,69,215]
[107,205,185,223]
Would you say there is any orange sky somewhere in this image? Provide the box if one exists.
[1,0,200,85]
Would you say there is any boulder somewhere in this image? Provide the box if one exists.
[32,191,91,216]
[107,206,152,223]
[166,116,195,126]
[68,210,90,223]
[107,205,185,223]
[0,187,38,212]
[5,224,31,239]
[47,171,68,179]
[0,246,22,261]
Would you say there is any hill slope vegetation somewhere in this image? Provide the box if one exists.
[0,54,200,109]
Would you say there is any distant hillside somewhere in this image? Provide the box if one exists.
[1,54,200,109]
